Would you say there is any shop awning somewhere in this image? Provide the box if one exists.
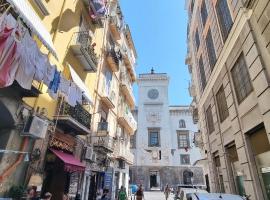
[7,0,58,59]
[68,65,93,105]
[51,149,85,172]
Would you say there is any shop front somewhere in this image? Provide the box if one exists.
[42,132,85,200]
[249,126,270,199]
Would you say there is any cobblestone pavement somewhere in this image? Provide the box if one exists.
[129,191,174,200]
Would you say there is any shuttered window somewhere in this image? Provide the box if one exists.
[201,0,208,26]
[216,0,233,41]
[206,106,215,134]
[206,30,217,70]
[216,85,229,122]
[231,54,253,103]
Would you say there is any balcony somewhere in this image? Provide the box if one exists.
[109,16,122,41]
[120,46,136,81]
[54,99,91,135]
[185,53,192,65]
[124,25,137,58]
[114,141,134,165]
[106,47,120,72]
[100,85,115,109]
[188,82,196,97]
[82,0,104,27]
[118,107,137,134]
[192,107,199,124]
[194,131,203,149]
[70,31,98,72]
[92,135,115,153]
[120,74,135,109]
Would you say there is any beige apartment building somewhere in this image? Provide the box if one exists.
[186,0,270,199]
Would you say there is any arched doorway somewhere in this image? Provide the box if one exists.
[183,170,193,185]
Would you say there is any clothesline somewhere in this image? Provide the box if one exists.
[0,12,92,107]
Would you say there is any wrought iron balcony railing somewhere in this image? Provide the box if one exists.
[70,31,98,72]
[92,135,115,152]
[55,99,91,134]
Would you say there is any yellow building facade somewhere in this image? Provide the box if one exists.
[0,0,137,199]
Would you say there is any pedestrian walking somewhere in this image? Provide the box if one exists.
[62,193,69,200]
[135,185,144,200]
[118,186,127,200]
[164,184,171,200]
[27,186,39,200]
[101,188,109,200]
[43,192,52,200]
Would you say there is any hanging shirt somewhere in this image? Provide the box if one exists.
[34,51,47,82]
[43,64,55,86]
[15,32,36,89]
[49,69,61,93]
[68,82,77,107]
[59,74,70,100]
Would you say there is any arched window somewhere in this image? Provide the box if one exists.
[179,119,186,128]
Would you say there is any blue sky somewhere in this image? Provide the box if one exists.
[120,0,191,105]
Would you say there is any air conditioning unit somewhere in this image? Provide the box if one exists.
[84,146,93,160]
[21,115,48,139]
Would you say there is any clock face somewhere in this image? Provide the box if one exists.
[148,89,159,99]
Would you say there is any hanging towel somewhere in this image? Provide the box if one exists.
[59,74,70,99]
[68,82,77,107]
[0,27,20,87]
[15,32,36,89]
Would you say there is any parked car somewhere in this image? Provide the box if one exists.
[175,188,208,200]
[190,193,246,200]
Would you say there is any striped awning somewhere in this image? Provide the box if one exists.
[7,0,58,59]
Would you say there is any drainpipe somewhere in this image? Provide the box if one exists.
[0,137,29,182]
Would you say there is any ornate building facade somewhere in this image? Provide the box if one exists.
[186,0,270,199]
[130,71,203,191]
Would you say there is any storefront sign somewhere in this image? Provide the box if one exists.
[49,132,75,152]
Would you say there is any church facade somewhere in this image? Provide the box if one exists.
[130,71,204,190]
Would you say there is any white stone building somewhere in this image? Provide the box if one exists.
[130,71,204,190]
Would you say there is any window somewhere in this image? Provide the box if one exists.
[216,85,229,122]
[195,30,200,50]
[148,129,160,147]
[206,30,217,70]
[231,54,253,103]
[180,154,190,165]
[177,131,190,148]
[201,0,208,26]
[179,119,186,128]
[199,57,207,90]
[130,133,136,149]
[191,0,194,13]
[206,106,214,134]
[216,0,233,41]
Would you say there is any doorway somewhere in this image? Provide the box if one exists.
[150,174,157,188]
[149,171,160,189]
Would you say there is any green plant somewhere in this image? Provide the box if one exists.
[8,185,24,200]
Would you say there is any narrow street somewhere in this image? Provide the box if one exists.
[143,191,174,200]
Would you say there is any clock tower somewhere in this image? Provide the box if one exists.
[131,70,203,190]
[136,71,173,174]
